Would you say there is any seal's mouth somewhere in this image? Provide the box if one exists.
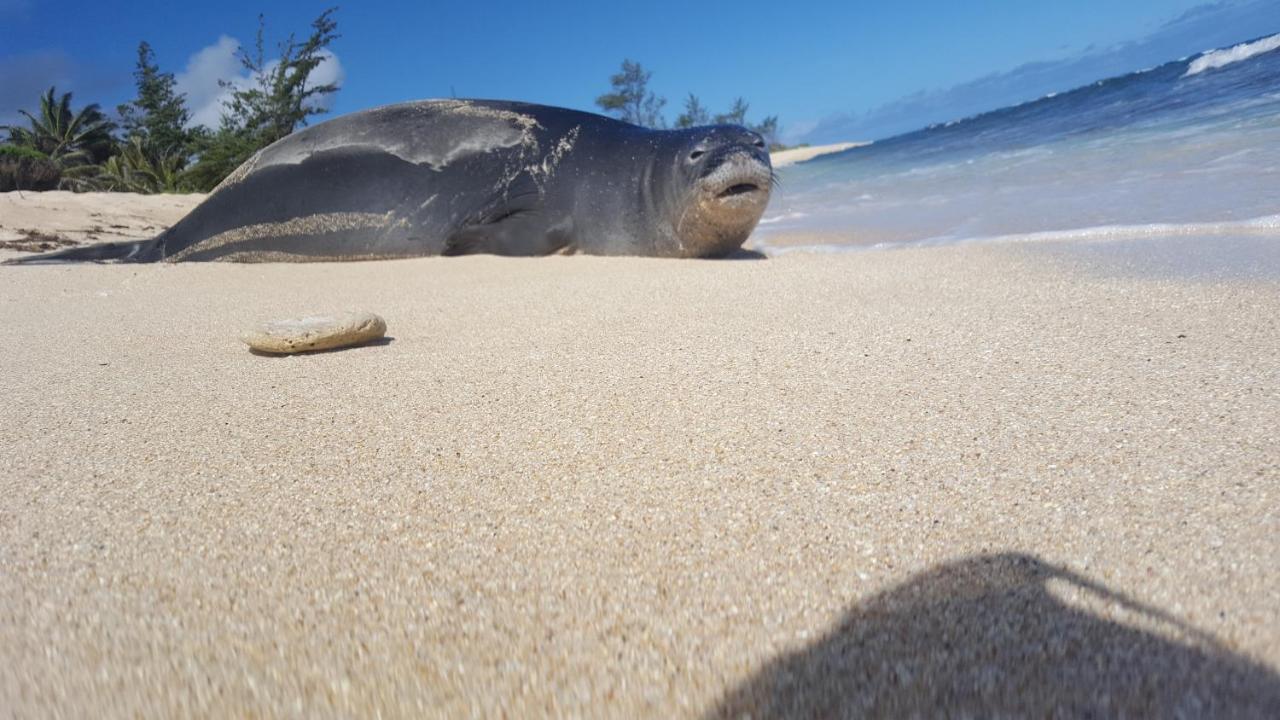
[716,182,763,199]
[700,153,773,206]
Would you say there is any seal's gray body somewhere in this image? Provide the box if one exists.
[14,100,773,264]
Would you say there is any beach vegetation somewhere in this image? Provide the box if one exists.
[2,88,116,185]
[0,144,62,191]
[185,8,341,191]
[674,94,711,129]
[76,41,207,193]
[117,41,200,161]
[712,98,781,148]
[183,127,261,192]
[0,145,47,160]
[224,8,341,147]
[713,97,750,126]
[599,62,789,149]
[595,59,668,128]
[0,9,344,195]
[93,137,192,194]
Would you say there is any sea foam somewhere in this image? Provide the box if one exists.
[1184,33,1280,77]
[749,214,1280,257]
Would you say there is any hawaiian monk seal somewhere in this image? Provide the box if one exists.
[8,99,774,263]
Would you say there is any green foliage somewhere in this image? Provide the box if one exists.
[82,136,193,193]
[595,59,667,128]
[117,41,197,158]
[0,144,48,160]
[2,9,341,194]
[713,97,750,126]
[601,63,785,147]
[225,8,341,146]
[3,87,116,170]
[674,94,710,129]
[186,7,341,191]
[0,144,60,191]
[56,162,112,193]
[716,105,785,149]
[184,127,259,192]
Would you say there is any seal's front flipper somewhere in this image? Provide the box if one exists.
[444,180,566,256]
[3,238,163,265]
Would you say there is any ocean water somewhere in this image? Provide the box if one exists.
[754,33,1280,276]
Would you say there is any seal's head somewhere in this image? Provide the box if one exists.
[667,126,774,257]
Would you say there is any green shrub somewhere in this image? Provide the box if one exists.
[0,146,61,191]
[0,145,49,161]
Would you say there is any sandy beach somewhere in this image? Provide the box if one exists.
[2,212,1278,716]
[0,190,203,249]
[768,142,866,167]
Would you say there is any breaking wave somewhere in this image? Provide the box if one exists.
[1185,33,1280,77]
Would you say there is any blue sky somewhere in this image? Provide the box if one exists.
[1,0,1277,142]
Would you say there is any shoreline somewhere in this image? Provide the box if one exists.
[4,188,1277,283]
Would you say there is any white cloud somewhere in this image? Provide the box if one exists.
[306,51,345,104]
[175,36,344,130]
[175,36,241,128]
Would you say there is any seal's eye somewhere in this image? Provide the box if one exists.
[753,139,766,149]
[689,149,706,161]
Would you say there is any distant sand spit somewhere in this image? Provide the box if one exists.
[769,142,867,167]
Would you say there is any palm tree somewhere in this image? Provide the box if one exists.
[87,136,189,193]
[3,87,116,168]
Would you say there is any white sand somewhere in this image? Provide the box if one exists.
[0,190,203,245]
[1,194,1278,717]
[769,142,867,167]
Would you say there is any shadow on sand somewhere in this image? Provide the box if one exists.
[708,553,1280,719]
[717,248,768,260]
[247,336,395,357]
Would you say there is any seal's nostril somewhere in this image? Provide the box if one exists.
[690,150,706,160]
